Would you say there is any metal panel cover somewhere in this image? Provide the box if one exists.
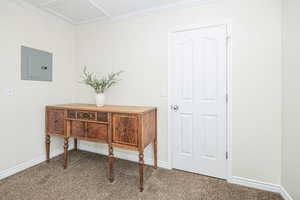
[21,46,53,81]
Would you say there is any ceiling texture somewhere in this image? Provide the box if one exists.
[21,0,206,25]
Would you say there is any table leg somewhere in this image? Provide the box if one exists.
[63,137,69,169]
[139,151,144,192]
[46,135,50,163]
[108,146,114,182]
[74,138,78,151]
[153,140,157,169]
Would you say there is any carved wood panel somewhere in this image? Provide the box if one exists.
[87,123,108,142]
[67,110,76,119]
[77,111,96,120]
[112,114,138,146]
[71,121,85,137]
[47,109,64,135]
[97,112,108,122]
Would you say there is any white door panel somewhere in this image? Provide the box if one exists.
[171,25,228,179]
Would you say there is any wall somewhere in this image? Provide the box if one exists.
[282,0,300,199]
[0,0,76,172]
[75,0,282,184]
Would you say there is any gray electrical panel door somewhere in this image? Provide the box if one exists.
[21,46,53,81]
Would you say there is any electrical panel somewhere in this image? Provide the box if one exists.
[21,46,53,81]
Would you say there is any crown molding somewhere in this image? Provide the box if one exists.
[74,16,109,25]
[16,0,219,26]
[77,0,218,25]
[13,0,75,25]
[88,0,112,18]
[40,0,60,7]
[44,7,75,24]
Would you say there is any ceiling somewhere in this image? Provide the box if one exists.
[22,0,206,25]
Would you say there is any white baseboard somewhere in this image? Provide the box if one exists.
[228,176,294,200]
[228,176,281,193]
[78,143,169,169]
[0,148,63,180]
[280,186,294,200]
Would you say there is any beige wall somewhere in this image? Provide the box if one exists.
[75,0,282,184]
[0,1,76,172]
[282,0,300,199]
[0,0,285,189]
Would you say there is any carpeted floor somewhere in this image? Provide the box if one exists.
[0,150,283,200]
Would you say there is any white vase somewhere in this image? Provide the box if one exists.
[95,93,106,107]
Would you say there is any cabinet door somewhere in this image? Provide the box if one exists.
[112,114,139,146]
[71,121,85,137]
[87,123,108,142]
[47,109,64,135]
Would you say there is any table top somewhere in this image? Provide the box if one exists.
[46,103,156,114]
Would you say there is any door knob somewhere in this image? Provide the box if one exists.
[170,105,179,112]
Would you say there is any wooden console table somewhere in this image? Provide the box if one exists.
[45,104,157,191]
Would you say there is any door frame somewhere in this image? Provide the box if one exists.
[167,21,232,180]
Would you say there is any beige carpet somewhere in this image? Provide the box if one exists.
[0,150,283,200]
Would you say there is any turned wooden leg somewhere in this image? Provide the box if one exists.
[63,137,69,169]
[46,135,50,163]
[153,140,157,169]
[108,146,114,182]
[139,151,144,192]
[74,138,78,151]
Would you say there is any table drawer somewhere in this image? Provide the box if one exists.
[47,109,64,135]
[97,112,108,122]
[87,123,108,142]
[67,110,76,119]
[77,111,96,120]
[70,121,85,137]
[67,110,108,122]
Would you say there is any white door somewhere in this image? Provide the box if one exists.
[170,25,228,179]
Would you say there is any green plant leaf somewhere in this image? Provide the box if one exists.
[80,67,123,94]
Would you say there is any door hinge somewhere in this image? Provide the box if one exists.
[226,152,229,160]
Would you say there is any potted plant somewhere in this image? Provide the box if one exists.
[80,67,123,107]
